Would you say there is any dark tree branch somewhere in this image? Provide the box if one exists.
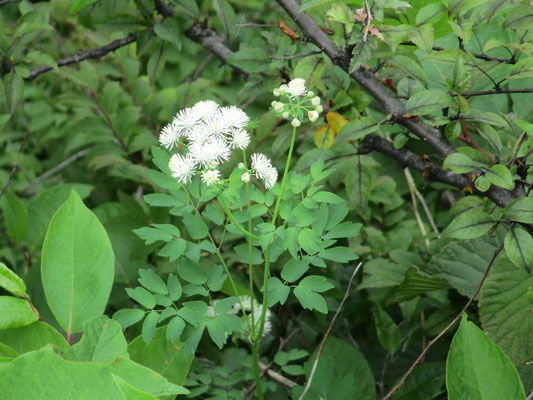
[461,88,533,98]
[0,0,48,5]
[400,41,517,64]
[363,133,519,210]
[26,31,141,81]
[275,0,455,160]
[155,0,249,78]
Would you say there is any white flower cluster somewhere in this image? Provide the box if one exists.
[236,296,272,338]
[272,78,323,126]
[159,101,277,189]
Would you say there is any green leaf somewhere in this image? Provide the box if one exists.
[294,276,334,313]
[267,277,290,306]
[446,314,525,399]
[4,72,24,115]
[0,296,38,330]
[485,164,514,190]
[70,0,98,14]
[503,197,533,224]
[323,222,361,240]
[392,362,445,400]
[207,318,227,349]
[312,191,344,204]
[0,347,189,398]
[390,55,427,84]
[320,246,358,263]
[281,258,310,283]
[167,273,182,301]
[424,229,504,297]
[298,228,323,255]
[338,117,380,141]
[409,24,434,53]
[129,326,194,385]
[0,263,26,298]
[442,152,478,174]
[178,259,207,285]
[405,89,453,115]
[0,321,68,353]
[0,190,28,243]
[166,316,186,343]
[133,226,173,245]
[63,316,128,362]
[183,213,209,240]
[292,337,377,399]
[112,309,145,330]
[444,210,494,239]
[154,18,182,49]
[479,258,533,366]
[159,237,187,262]
[41,191,114,335]
[392,268,449,302]
[374,305,401,355]
[504,228,533,272]
[111,374,158,400]
[142,311,159,343]
[126,287,156,309]
[228,48,270,73]
[138,269,167,295]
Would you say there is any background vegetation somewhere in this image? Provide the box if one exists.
[0,0,533,399]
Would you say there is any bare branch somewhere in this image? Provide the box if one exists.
[461,88,533,98]
[26,31,141,81]
[382,245,504,400]
[400,41,517,64]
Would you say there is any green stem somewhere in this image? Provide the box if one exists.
[255,125,298,342]
[219,195,259,240]
[252,343,263,400]
[182,186,251,332]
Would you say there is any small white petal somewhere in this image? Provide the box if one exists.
[286,78,307,98]
[201,169,221,186]
[159,123,180,149]
[229,128,250,149]
[291,118,301,127]
[169,154,197,183]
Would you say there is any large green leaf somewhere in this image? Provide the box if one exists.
[128,327,194,386]
[41,191,114,336]
[0,296,38,330]
[446,315,525,399]
[393,362,445,400]
[0,347,188,399]
[292,337,376,400]
[444,210,494,239]
[63,316,128,362]
[0,189,28,243]
[423,230,504,297]
[0,321,68,354]
[479,258,533,366]
[0,263,27,298]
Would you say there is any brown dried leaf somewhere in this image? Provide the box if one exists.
[278,19,300,41]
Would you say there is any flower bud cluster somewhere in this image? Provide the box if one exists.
[271,78,323,126]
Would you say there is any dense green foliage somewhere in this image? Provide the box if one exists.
[0,0,533,399]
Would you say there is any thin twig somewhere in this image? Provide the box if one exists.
[26,31,142,81]
[24,149,89,191]
[258,361,297,388]
[404,168,431,250]
[362,0,373,42]
[270,51,321,60]
[404,168,439,236]
[0,129,30,200]
[383,245,504,400]
[298,262,363,400]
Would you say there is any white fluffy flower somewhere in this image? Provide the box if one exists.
[187,125,212,144]
[159,122,180,149]
[201,169,221,186]
[291,118,301,127]
[172,108,200,138]
[203,110,230,139]
[191,100,219,120]
[208,137,231,163]
[169,154,196,184]
[251,153,278,189]
[189,138,230,168]
[221,106,249,129]
[229,128,250,149]
[286,78,307,98]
